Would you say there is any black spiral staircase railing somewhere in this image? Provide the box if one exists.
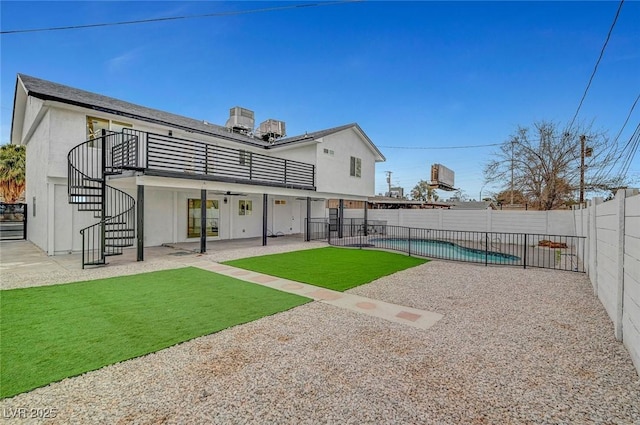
[67,130,138,268]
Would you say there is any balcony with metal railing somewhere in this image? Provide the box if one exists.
[115,129,315,190]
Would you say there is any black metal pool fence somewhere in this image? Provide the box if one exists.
[305,219,585,272]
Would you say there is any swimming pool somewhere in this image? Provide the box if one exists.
[369,237,521,264]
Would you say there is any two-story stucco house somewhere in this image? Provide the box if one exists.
[10,74,385,267]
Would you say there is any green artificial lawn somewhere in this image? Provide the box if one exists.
[0,267,309,399]
[223,247,427,292]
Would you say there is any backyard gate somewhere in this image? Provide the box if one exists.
[0,203,27,240]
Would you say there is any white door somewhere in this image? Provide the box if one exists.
[272,198,294,235]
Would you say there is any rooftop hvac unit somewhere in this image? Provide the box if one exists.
[259,119,286,141]
[225,106,255,134]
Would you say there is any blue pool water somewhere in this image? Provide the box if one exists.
[369,238,521,263]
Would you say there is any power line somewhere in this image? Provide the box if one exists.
[0,1,361,35]
[612,92,640,144]
[568,0,625,130]
[378,143,502,150]
[619,123,640,179]
[590,92,639,183]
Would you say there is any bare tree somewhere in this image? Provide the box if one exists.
[484,121,625,210]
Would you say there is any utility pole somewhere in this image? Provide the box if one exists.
[579,134,591,205]
[510,139,515,205]
[385,171,392,195]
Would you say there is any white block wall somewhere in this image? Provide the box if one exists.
[341,208,575,235]
[573,189,640,376]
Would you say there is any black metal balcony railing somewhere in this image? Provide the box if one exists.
[121,129,315,190]
[305,219,586,273]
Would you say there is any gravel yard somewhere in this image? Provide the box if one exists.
[1,244,639,424]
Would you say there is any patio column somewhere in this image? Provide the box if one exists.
[338,199,344,239]
[200,189,206,253]
[137,184,144,261]
[306,196,311,242]
[363,200,368,237]
[262,194,268,246]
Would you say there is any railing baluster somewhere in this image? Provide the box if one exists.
[307,219,584,273]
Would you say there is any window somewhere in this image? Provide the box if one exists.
[86,116,132,146]
[323,148,334,156]
[239,150,251,166]
[350,156,361,178]
[86,116,109,146]
[239,200,252,216]
[187,199,219,238]
[274,199,286,205]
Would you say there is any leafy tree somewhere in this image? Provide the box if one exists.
[0,144,26,203]
[492,189,528,205]
[411,180,439,202]
[484,121,624,210]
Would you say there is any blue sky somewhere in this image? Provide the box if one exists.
[1,1,639,200]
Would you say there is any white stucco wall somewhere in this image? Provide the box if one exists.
[20,96,45,143]
[24,111,50,251]
[314,130,377,197]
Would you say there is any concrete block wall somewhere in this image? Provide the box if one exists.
[341,208,575,235]
[573,189,640,375]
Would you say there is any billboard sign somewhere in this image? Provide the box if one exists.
[430,163,455,190]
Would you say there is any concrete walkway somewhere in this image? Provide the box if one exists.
[1,239,443,331]
[174,255,443,330]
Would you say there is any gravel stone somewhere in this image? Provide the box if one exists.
[1,245,639,424]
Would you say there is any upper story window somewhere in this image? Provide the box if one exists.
[86,116,133,146]
[323,148,334,156]
[350,156,361,178]
[86,116,109,141]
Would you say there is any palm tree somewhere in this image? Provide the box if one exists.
[0,144,26,203]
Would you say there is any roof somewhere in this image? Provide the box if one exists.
[447,201,496,210]
[274,122,385,161]
[13,74,385,161]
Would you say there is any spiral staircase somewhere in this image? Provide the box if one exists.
[67,130,137,268]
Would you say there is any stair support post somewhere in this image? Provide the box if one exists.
[100,129,107,262]
[200,189,207,253]
[137,184,144,261]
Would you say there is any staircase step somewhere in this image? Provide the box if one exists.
[105,236,135,240]
[69,193,102,198]
[84,177,104,182]
[105,242,135,248]
[70,185,102,190]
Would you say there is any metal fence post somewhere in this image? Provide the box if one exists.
[408,227,412,256]
[523,234,528,269]
[485,232,489,266]
[23,203,28,240]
